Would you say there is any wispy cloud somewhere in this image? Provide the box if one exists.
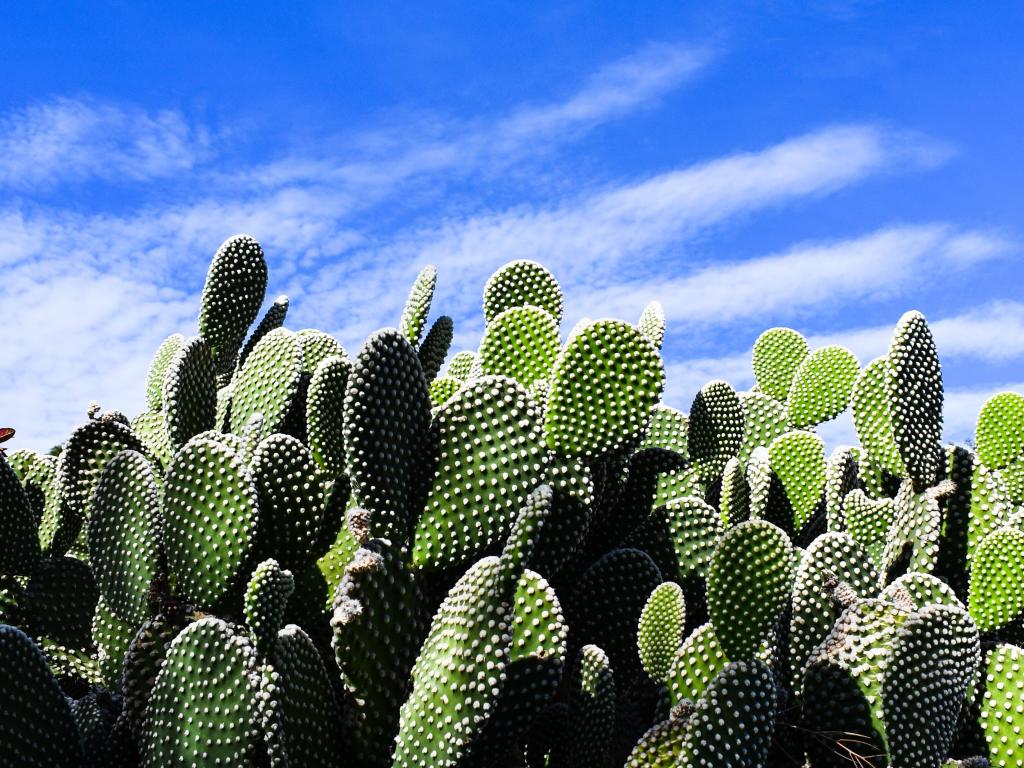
[0,98,215,189]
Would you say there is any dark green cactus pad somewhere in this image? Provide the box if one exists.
[969,526,1024,632]
[0,624,85,767]
[297,328,346,374]
[237,294,289,374]
[331,538,427,768]
[887,310,945,492]
[638,582,686,684]
[545,319,664,457]
[707,520,794,660]
[0,452,41,575]
[549,644,616,768]
[789,532,877,689]
[882,479,944,584]
[479,305,561,389]
[883,604,979,768]
[978,643,1024,765]
[447,350,476,381]
[8,448,55,525]
[641,403,689,458]
[145,333,185,410]
[666,623,728,704]
[56,414,144,557]
[738,390,789,462]
[70,691,116,764]
[752,327,809,402]
[343,328,433,543]
[844,488,895,566]
[637,300,666,350]
[392,556,513,768]
[417,314,454,384]
[92,595,135,687]
[522,463,593,578]
[198,234,268,379]
[244,559,294,656]
[499,483,555,576]
[786,344,859,429]
[88,450,162,624]
[123,613,186,743]
[163,437,258,609]
[230,327,304,439]
[412,376,544,569]
[679,660,776,768]
[251,433,325,573]
[140,617,260,767]
[625,706,691,768]
[399,265,437,346]
[267,624,341,767]
[769,430,826,533]
[569,548,662,691]
[130,409,173,468]
[852,356,907,478]
[162,335,217,448]
[880,572,961,609]
[824,445,860,531]
[428,375,461,406]
[688,380,745,483]
[719,456,750,527]
[23,555,98,648]
[483,259,564,324]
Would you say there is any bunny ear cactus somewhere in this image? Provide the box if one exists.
[637,300,666,350]
[145,333,185,410]
[968,526,1024,633]
[483,259,564,325]
[479,305,560,389]
[768,430,827,535]
[244,559,294,656]
[198,234,268,382]
[665,623,728,705]
[0,452,41,575]
[230,327,304,439]
[545,319,664,457]
[306,354,351,479]
[852,356,907,481]
[549,644,616,768]
[976,391,1024,503]
[638,581,687,684]
[416,314,453,383]
[688,380,745,483]
[398,265,437,346]
[752,327,810,402]
[162,335,217,449]
[786,344,859,429]
[978,643,1024,764]
[236,294,290,374]
[738,390,789,462]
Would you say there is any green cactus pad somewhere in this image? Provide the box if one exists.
[92,595,135,687]
[88,450,162,624]
[769,430,826,533]
[545,319,664,457]
[824,445,860,531]
[969,526,1024,632]
[23,555,98,647]
[752,327,809,402]
[0,453,41,575]
[8,449,55,524]
[131,409,173,468]
[392,556,513,768]
[305,354,351,479]
[56,415,144,556]
[880,572,961,609]
[251,433,325,573]
[852,356,907,478]
[688,380,745,482]
[738,390,789,462]
[887,310,945,492]
[707,520,794,660]
[662,495,724,580]
[162,335,217,448]
[964,459,1013,566]
[412,376,545,569]
[237,295,289,374]
[398,265,437,346]
[268,624,341,766]
[844,488,895,566]
[244,559,294,656]
[447,350,476,381]
[789,532,878,690]
[550,644,616,768]
[625,708,690,768]
[976,391,1024,469]
[427,375,461,406]
[123,613,186,742]
[417,315,454,384]
[0,624,85,766]
[637,300,666,350]
[679,660,776,768]
[145,333,185,410]
[483,259,564,324]
[883,604,979,768]
[198,233,268,378]
[786,344,859,429]
[162,437,258,609]
[638,582,686,684]
[479,305,561,389]
[666,623,728,704]
[522,464,593,578]
[641,404,689,458]
[296,328,345,374]
[343,328,433,543]
[746,446,771,519]
[719,456,751,527]
[882,480,943,584]
[230,327,304,439]
[332,539,427,768]
[140,617,259,767]
[978,643,1024,765]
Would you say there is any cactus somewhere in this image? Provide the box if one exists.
[638,581,686,684]
[786,344,859,429]
[398,265,437,346]
[230,327,304,438]
[688,379,744,483]
[483,259,564,324]
[479,305,560,388]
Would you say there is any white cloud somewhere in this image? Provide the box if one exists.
[0,98,215,188]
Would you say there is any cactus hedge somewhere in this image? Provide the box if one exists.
[1,233,1022,767]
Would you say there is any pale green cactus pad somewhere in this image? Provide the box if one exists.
[479,305,560,389]
[752,326,809,402]
[483,259,564,324]
[786,344,859,429]
[398,265,437,346]
[638,581,686,684]
[230,327,304,439]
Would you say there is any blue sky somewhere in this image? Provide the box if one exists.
[2,1,1022,451]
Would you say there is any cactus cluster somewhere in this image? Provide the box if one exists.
[2,236,1023,768]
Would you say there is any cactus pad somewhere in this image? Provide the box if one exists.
[145,333,184,410]
[417,314,454,383]
[638,582,686,684]
[786,344,859,428]
[162,335,217,448]
[978,643,1024,765]
[230,327,304,439]
[479,305,560,389]
[688,380,745,482]
[244,559,294,655]
[769,430,826,533]
[483,259,563,324]
[638,300,666,350]
[0,453,41,575]
[852,356,907,478]
[752,327,809,402]
[969,526,1024,633]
